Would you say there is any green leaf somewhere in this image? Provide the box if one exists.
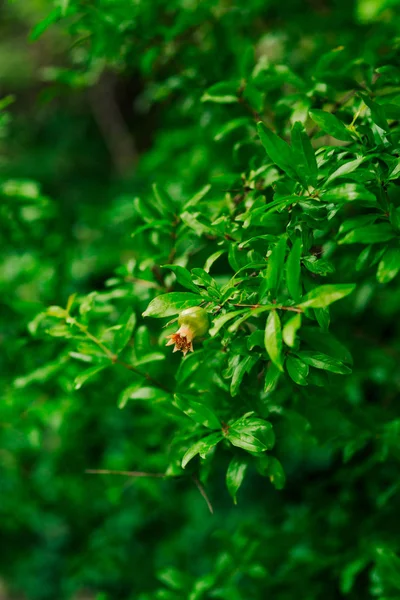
[134,352,165,367]
[162,265,198,292]
[361,93,390,132]
[286,238,302,302]
[388,158,400,182]
[295,351,352,374]
[264,236,286,298]
[143,293,202,318]
[157,567,187,591]
[309,109,354,142]
[340,558,369,594]
[228,417,275,453]
[257,122,298,180]
[47,305,67,318]
[201,81,239,104]
[321,183,376,204]
[286,356,309,386]
[183,184,211,209]
[209,310,248,337]
[113,310,136,353]
[118,385,170,408]
[230,355,258,396]
[226,455,248,504]
[30,8,61,40]
[191,268,216,290]
[264,362,281,393]
[377,247,400,283]
[180,211,215,236]
[247,330,264,350]
[303,257,335,276]
[267,457,286,490]
[203,250,225,272]
[264,311,284,372]
[174,394,221,429]
[298,284,355,308]
[374,547,400,591]
[181,433,223,468]
[282,313,302,347]
[214,117,252,141]
[152,183,175,216]
[300,327,352,364]
[291,121,318,187]
[338,223,395,245]
[14,359,66,388]
[74,364,109,390]
[60,0,70,16]
[325,156,365,185]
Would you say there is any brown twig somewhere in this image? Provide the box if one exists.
[192,475,214,514]
[232,303,303,313]
[88,71,138,175]
[86,469,168,478]
[86,470,215,514]
[116,359,171,393]
[68,317,172,393]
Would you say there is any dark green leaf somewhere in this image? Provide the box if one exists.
[325,157,365,184]
[209,310,248,337]
[174,394,220,429]
[226,455,248,504]
[264,362,281,393]
[286,356,309,386]
[162,265,198,292]
[257,122,298,180]
[263,236,286,298]
[267,457,286,490]
[338,223,395,245]
[286,238,302,301]
[114,310,136,353]
[377,247,400,283]
[361,93,390,132]
[309,109,354,141]
[228,417,275,453]
[230,355,258,397]
[321,183,376,203]
[291,121,318,187]
[295,351,352,374]
[181,432,223,468]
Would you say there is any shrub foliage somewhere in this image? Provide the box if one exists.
[2,0,400,598]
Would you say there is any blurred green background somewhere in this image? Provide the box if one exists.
[2,0,400,598]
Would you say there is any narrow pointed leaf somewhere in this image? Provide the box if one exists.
[264,311,284,372]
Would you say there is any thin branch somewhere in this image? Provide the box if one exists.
[232,303,303,313]
[116,359,171,393]
[68,317,172,393]
[86,469,168,478]
[192,475,214,515]
[88,71,138,175]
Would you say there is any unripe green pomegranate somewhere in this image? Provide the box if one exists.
[166,306,209,356]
